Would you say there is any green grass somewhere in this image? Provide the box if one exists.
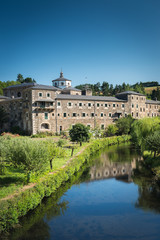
[0,139,83,200]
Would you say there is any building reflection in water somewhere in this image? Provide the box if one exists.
[89,146,143,183]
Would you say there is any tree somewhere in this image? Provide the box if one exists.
[17,73,24,83]
[116,115,134,135]
[0,107,8,131]
[104,124,118,137]
[69,123,90,146]
[145,131,160,157]
[16,73,36,84]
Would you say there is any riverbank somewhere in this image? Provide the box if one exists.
[0,135,131,234]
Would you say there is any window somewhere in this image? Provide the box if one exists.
[88,103,91,107]
[45,113,48,119]
[146,104,148,108]
[79,103,82,107]
[101,124,104,130]
[143,108,145,112]
[72,113,77,117]
[52,113,54,116]
[109,113,112,117]
[26,112,29,118]
[68,102,72,106]
[58,113,60,116]
[136,104,138,108]
[101,104,103,106]
[97,103,99,107]
[35,102,37,106]
[105,104,107,108]
[91,113,94,117]
[101,113,103,117]
[136,97,138,100]
[50,102,53,106]
[113,104,115,108]
[57,102,61,106]
[39,92,42,97]
[36,113,38,116]
[61,82,64,86]
[47,93,50,97]
[140,108,142,112]
[122,104,125,108]
[132,104,134,108]
[132,96,134,99]
[132,112,133,117]
[136,113,138,117]
[17,92,21,97]
[82,113,85,117]
[64,113,66,117]
[41,123,49,129]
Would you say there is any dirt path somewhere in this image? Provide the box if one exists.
[0,144,88,201]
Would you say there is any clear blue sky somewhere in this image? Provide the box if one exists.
[0,0,160,87]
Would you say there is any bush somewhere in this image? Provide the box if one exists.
[103,124,118,137]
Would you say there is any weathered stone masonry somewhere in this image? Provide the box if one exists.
[0,72,160,134]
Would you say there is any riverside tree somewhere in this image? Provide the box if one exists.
[69,123,90,146]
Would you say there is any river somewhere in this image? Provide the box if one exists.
[8,144,160,240]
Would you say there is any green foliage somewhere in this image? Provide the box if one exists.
[0,135,130,233]
[31,131,54,138]
[131,117,160,151]
[6,138,49,178]
[116,115,134,135]
[69,123,91,145]
[145,131,160,156]
[16,73,36,84]
[103,124,118,137]
[57,139,67,147]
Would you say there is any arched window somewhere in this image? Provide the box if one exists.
[17,92,21,97]
[41,123,49,129]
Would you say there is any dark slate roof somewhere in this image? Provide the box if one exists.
[56,94,126,102]
[3,82,36,89]
[52,77,72,82]
[116,91,145,96]
[35,98,54,102]
[0,95,10,99]
[62,87,81,92]
[146,99,160,105]
[29,84,60,91]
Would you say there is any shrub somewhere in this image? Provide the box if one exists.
[116,115,134,135]
[103,124,118,137]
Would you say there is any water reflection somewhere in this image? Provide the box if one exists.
[4,144,160,240]
[89,144,142,182]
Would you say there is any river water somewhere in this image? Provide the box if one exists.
[9,144,160,240]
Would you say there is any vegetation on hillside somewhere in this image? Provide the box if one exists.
[0,74,36,95]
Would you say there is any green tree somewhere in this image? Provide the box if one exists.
[104,124,118,137]
[16,73,24,83]
[0,107,8,131]
[69,123,90,146]
[116,115,134,135]
[145,131,160,157]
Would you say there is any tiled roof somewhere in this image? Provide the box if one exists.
[29,84,60,91]
[52,77,72,82]
[146,99,160,105]
[3,82,36,89]
[56,94,126,102]
[116,91,145,96]
[62,87,81,92]
[0,95,10,99]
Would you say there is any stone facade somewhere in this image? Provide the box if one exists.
[0,74,160,135]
